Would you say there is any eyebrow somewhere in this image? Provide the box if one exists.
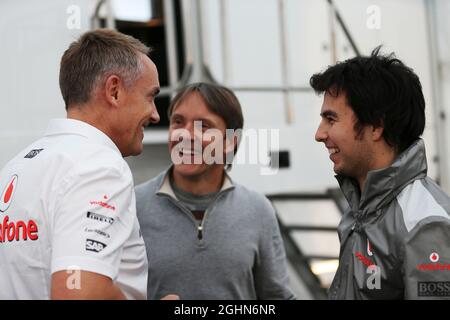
[196,118,215,125]
[170,114,216,125]
[320,110,338,118]
[170,113,183,120]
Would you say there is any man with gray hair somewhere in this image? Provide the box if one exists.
[0,29,160,299]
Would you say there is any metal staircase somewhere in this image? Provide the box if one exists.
[269,190,347,300]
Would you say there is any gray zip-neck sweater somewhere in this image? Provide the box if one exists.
[135,169,296,300]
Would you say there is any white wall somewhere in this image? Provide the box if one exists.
[434,0,450,193]
[333,0,438,182]
[0,0,90,168]
[0,0,447,195]
[197,0,441,194]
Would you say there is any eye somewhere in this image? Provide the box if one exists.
[327,117,336,124]
[170,118,182,126]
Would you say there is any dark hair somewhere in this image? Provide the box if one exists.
[310,46,425,153]
[168,82,244,132]
[59,29,150,110]
[168,83,244,167]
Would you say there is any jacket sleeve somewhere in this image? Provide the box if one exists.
[253,198,296,300]
[402,217,450,299]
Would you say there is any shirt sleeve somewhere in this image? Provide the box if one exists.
[253,198,297,300]
[49,161,135,281]
[403,217,450,300]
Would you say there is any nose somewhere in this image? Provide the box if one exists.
[185,121,203,142]
[149,104,160,124]
[315,121,327,143]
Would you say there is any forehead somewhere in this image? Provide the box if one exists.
[171,92,226,123]
[321,92,354,117]
[138,54,159,84]
[172,92,209,115]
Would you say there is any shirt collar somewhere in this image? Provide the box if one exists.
[44,118,121,156]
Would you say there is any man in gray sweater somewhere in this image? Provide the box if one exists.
[135,82,295,300]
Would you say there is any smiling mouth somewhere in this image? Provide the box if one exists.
[178,147,202,157]
[141,119,151,132]
[328,147,340,155]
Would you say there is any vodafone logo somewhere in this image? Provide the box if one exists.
[416,251,450,271]
[0,174,40,243]
[430,252,440,263]
[0,175,18,213]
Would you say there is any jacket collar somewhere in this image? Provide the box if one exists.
[156,166,234,200]
[336,139,428,216]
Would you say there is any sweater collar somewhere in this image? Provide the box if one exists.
[156,166,234,200]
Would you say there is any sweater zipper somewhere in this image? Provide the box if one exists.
[196,202,216,243]
[162,195,201,239]
[197,224,203,241]
[194,188,233,243]
[195,188,232,243]
[179,205,204,245]
[161,191,230,245]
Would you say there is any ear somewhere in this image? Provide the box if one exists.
[103,75,124,108]
[372,125,384,142]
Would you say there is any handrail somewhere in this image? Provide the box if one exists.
[268,192,346,299]
[326,0,361,57]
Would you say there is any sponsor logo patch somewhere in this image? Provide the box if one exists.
[24,149,44,159]
[0,216,39,243]
[430,252,440,263]
[0,175,18,213]
[86,211,114,225]
[0,175,40,243]
[84,227,110,239]
[89,195,116,212]
[418,282,450,297]
[416,251,450,271]
[85,239,107,253]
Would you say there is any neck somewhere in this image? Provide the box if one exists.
[67,103,112,140]
[171,166,225,195]
[358,143,397,192]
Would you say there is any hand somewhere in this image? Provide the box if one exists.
[160,294,180,300]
